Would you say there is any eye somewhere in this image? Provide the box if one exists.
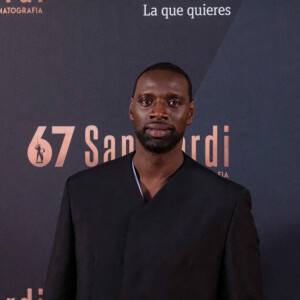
[139,98,153,107]
[168,98,180,107]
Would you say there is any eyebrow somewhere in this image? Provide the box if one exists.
[137,93,154,98]
[136,92,183,99]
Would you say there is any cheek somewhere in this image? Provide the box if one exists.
[135,109,149,121]
[132,112,145,128]
[174,114,190,130]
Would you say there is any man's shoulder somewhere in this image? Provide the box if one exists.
[183,153,248,195]
[67,152,133,186]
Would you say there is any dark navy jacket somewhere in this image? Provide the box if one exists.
[44,151,263,299]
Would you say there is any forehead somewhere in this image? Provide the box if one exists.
[135,70,189,96]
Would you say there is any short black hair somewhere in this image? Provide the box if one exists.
[132,62,193,102]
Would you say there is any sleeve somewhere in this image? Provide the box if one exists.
[218,189,263,300]
[44,177,77,300]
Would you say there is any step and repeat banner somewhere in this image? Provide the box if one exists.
[1,0,299,299]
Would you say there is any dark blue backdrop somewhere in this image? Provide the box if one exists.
[0,0,299,299]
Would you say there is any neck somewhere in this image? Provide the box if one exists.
[133,139,184,180]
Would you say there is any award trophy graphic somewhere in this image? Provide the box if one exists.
[35,141,45,164]
[27,127,52,167]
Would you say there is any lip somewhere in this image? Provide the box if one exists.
[145,124,172,138]
[145,124,172,130]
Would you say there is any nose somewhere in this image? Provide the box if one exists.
[149,100,169,120]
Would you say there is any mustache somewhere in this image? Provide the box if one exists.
[144,121,174,128]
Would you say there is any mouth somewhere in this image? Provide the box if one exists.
[145,124,173,138]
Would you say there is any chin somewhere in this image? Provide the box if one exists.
[142,140,177,154]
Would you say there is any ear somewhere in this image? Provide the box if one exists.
[129,97,134,121]
[186,100,194,126]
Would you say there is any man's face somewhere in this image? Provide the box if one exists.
[129,70,194,154]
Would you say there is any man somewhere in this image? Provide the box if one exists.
[44,62,263,299]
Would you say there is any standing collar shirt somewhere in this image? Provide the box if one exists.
[131,155,186,204]
[131,158,152,204]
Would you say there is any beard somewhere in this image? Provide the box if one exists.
[134,124,183,154]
